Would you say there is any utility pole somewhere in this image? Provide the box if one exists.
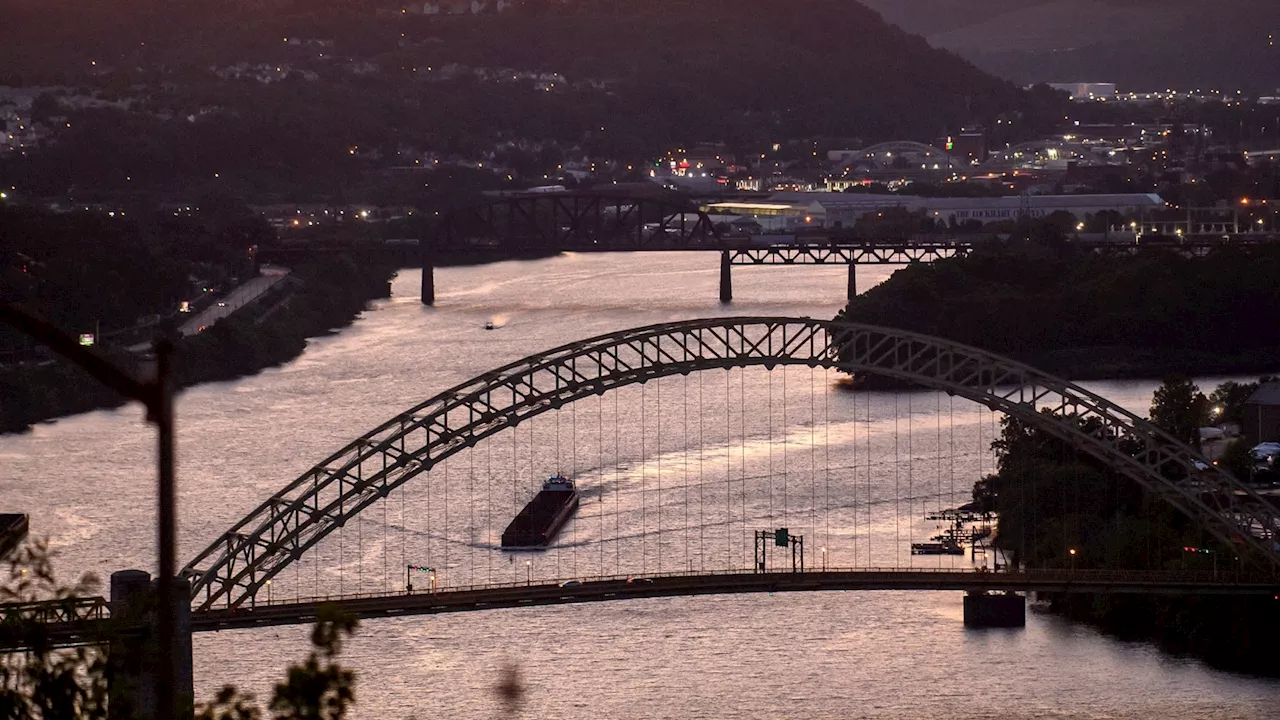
[1,303,182,720]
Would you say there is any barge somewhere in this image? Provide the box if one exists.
[501,475,579,550]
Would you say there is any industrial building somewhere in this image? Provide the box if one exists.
[701,192,1166,232]
[1047,82,1118,100]
[1243,382,1280,447]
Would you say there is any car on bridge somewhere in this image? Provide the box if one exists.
[559,579,582,588]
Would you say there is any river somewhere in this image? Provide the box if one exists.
[2,253,1277,718]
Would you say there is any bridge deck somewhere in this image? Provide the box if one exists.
[4,569,1276,649]
[192,568,1280,632]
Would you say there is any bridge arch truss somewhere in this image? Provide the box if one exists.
[182,318,1280,610]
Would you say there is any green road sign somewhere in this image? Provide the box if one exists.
[775,528,789,546]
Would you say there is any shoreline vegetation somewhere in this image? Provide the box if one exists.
[839,240,1280,384]
[975,393,1280,678]
[0,246,560,436]
[836,241,1280,677]
[0,254,396,435]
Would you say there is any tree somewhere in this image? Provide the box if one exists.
[1207,380,1259,426]
[267,608,357,720]
[1,542,360,720]
[1217,438,1255,483]
[0,541,106,720]
[1149,377,1209,450]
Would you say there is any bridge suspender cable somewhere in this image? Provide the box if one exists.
[937,392,944,566]
[599,393,605,578]
[741,368,747,571]
[383,468,389,593]
[895,392,902,568]
[950,394,956,569]
[850,385,858,567]
[555,411,561,581]
[699,372,706,573]
[338,485,344,595]
[866,384,873,566]
[572,401,578,579]
[810,366,817,570]
[641,382,647,576]
[615,389,621,576]
[726,368,733,571]
[908,392,914,568]
[506,417,512,579]
[683,376,689,571]
[469,448,476,588]
[768,369,774,544]
[824,368,831,566]
[487,439,493,586]
[657,377,662,575]
[358,478,363,591]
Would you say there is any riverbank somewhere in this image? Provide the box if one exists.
[849,242,1280,676]
[840,240,1280,382]
[976,409,1280,678]
[0,254,396,435]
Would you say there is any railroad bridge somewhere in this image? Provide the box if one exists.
[408,190,1280,304]
[250,190,1280,305]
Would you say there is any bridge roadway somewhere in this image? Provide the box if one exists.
[191,568,1280,632]
[4,569,1277,649]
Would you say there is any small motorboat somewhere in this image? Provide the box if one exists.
[484,321,495,330]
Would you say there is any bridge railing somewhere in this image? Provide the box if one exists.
[0,596,110,624]
[224,566,1278,611]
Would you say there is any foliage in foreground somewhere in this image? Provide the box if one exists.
[0,542,359,720]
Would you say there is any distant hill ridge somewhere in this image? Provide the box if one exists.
[0,0,1068,174]
[860,0,1280,88]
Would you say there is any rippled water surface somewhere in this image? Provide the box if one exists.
[2,253,1277,718]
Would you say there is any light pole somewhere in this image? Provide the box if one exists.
[820,547,827,571]
[526,560,532,586]
[1069,547,1077,572]
[265,579,272,604]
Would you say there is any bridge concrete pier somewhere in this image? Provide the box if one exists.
[108,570,194,720]
[719,250,732,303]
[847,263,857,302]
[421,253,435,306]
[963,591,1025,628]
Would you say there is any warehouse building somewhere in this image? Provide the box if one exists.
[1243,382,1280,447]
[702,192,1165,232]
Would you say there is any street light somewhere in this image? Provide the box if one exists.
[820,547,827,571]
[265,579,272,604]
[1069,547,1077,572]
[526,560,532,586]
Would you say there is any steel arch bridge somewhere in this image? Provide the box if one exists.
[181,317,1280,611]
